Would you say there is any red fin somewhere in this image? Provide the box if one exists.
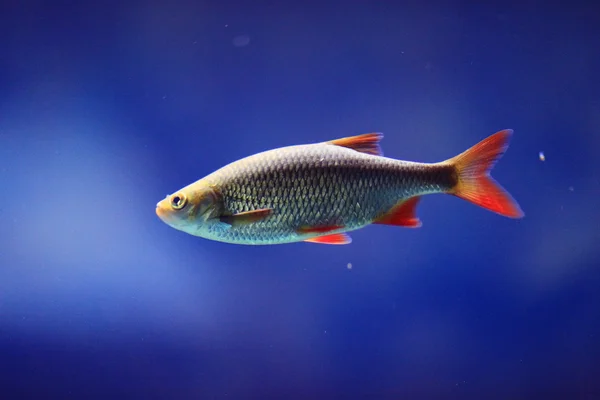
[445,129,524,218]
[297,225,344,234]
[220,208,273,226]
[328,132,384,156]
[373,196,422,228]
[304,233,352,245]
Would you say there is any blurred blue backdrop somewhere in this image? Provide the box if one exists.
[1,1,599,399]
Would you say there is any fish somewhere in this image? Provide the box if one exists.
[156,129,523,245]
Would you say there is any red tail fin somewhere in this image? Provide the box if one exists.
[445,129,524,218]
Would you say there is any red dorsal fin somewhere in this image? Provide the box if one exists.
[328,132,384,156]
[304,233,352,245]
[373,196,422,228]
[445,129,524,218]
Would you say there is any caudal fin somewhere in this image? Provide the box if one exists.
[445,129,524,218]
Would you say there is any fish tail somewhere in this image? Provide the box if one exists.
[444,129,524,218]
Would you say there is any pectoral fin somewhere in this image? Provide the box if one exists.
[219,208,273,226]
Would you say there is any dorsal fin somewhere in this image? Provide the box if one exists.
[328,132,384,156]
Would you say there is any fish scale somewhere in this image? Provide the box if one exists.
[202,143,450,244]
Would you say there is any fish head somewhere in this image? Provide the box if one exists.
[155,180,224,236]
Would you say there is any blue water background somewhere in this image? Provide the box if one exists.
[1,2,599,398]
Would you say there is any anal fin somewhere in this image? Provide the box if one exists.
[373,196,422,228]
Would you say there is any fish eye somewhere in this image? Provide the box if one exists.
[170,193,187,210]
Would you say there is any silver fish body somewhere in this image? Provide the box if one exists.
[156,130,522,245]
[171,141,452,244]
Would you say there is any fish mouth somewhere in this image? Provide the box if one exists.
[155,201,174,223]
